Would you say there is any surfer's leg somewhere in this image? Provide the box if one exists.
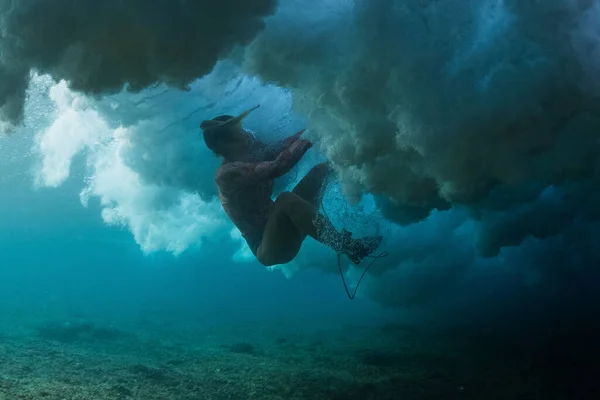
[292,161,333,208]
[256,190,382,267]
[256,162,333,266]
[255,194,305,266]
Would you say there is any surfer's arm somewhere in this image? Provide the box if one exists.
[255,129,306,162]
[216,139,312,185]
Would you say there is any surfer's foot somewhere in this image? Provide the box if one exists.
[342,229,383,265]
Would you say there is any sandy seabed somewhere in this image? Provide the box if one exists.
[0,318,592,400]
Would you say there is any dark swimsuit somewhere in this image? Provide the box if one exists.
[217,176,274,255]
[215,132,311,255]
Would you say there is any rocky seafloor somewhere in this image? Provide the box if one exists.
[0,317,596,400]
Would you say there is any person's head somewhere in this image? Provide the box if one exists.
[200,105,260,160]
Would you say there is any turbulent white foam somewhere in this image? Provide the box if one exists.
[33,78,228,256]
[34,81,110,188]
[81,130,227,255]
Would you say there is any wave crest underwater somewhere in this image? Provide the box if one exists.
[2,0,600,310]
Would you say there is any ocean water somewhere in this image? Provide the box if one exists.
[2,1,600,399]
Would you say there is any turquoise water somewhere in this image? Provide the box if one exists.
[2,1,600,398]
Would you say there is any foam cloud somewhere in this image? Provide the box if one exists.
[234,0,600,308]
[0,0,277,131]
[80,131,227,255]
[33,80,110,188]
[32,75,228,255]
[244,0,600,245]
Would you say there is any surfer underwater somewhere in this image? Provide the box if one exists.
[200,105,383,268]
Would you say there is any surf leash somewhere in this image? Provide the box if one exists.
[336,250,388,300]
[320,198,388,300]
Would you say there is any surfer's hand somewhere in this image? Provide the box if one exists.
[290,139,312,151]
[297,138,312,149]
[292,129,306,139]
[280,129,308,150]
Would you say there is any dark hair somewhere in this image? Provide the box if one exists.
[202,115,235,156]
